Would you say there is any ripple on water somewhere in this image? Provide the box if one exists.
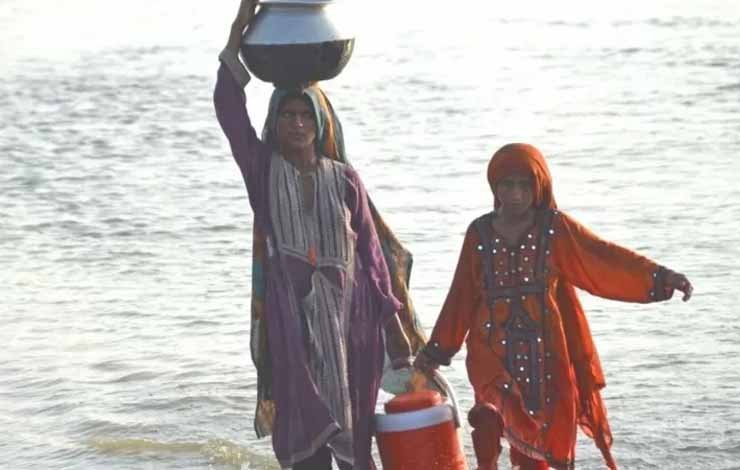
[107,371,162,384]
[86,437,278,468]
[90,360,135,372]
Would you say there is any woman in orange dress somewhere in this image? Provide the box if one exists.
[414,143,693,470]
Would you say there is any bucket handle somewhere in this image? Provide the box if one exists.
[381,365,464,429]
[427,369,462,429]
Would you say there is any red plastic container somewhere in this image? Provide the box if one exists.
[375,390,468,470]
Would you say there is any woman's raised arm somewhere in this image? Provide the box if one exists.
[213,0,270,209]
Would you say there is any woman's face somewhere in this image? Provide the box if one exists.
[276,97,317,153]
[495,172,534,216]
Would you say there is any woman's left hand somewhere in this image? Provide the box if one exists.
[665,269,693,301]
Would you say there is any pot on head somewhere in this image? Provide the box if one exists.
[241,0,355,87]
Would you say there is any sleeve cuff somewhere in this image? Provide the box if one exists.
[649,265,672,301]
[218,48,251,88]
[380,295,403,325]
[421,341,454,366]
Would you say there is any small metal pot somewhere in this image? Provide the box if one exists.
[241,0,355,87]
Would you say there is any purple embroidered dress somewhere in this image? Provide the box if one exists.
[214,52,401,469]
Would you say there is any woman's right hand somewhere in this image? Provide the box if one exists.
[412,352,439,374]
[232,0,257,32]
[226,0,257,51]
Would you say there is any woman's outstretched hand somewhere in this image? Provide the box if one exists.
[665,269,693,301]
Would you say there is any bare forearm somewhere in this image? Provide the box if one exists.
[385,314,412,369]
[225,22,244,52]
[226,24,242,53]
[384,314,404,339]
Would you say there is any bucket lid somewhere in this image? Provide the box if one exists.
[385,390,443,414]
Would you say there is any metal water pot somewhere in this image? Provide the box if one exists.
[240,0,355,87]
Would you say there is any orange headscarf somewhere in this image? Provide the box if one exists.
[487,143,555,210]
[486,143,618,469]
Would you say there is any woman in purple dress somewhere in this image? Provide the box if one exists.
[214,2,418,469]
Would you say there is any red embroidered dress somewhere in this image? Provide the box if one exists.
[422,144,672,469]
